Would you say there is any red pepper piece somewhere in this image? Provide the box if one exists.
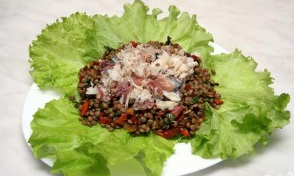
[184,85,191,91]
[99,111,107,118]
[130,116,140,125]
[157,128,180,139]
[180,128,190,137]
[99,117,112,124]
[125,108,135,116]
[130,41,137,48]
[116,108,135,125]
[171,105,184,118]
[80,99,89,116]
[116,113,128,125]
[214,98,224,105]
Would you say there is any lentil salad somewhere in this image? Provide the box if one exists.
[27,1,291,175]
[75,41,223,138]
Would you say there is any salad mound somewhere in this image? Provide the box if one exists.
[76,40,223,138]
[28,0,291,176]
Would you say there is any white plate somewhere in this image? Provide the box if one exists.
[22,42,227,176]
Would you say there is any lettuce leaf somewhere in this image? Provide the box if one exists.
[191,50,290,158]
[29,98,175,176]
[51,144,110,176]
[28,0,290,176]
[85,0,213,55]
[29,13,95,96]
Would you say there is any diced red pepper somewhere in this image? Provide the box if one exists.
[214,98,224,105]
[158,110,166,116]
[115,108,135,125]
[116,113,128,125]
[99,117,112,124]
[157,128,180,139]
[80,99,89,116]
[130,41,137,48]
[125,108,135,116]
[130,116,140,125]
[171,105,184,118]
[180,128,190,137]
[99,111,107,118]
[185,85,191,91]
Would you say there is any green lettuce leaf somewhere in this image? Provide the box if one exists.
[84,0,213,60]
[191,50,290,158]
[29,13,95,96]
[28,98,111,158]
[51,144,110,176]
[29,98,175,176]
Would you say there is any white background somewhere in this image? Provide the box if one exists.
[0,0,293,176]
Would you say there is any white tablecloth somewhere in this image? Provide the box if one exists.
[0,0,293,176]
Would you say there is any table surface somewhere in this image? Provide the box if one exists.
[0,0,293,176]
